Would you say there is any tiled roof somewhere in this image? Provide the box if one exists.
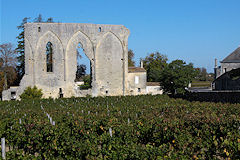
[221,47,240,63]
[128,67,146,73]
[146,82,161,86]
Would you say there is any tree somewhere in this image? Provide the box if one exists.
[0,43,18,90]
[195,67,207,81]
[160,60,198,94]
[16,15,54,85]
[206,73,214,81]
[46,17,54,23]
[0,62,17,98]
[34,14,43,22]
[143,52,168,82]
[75,64,86,81]
[20,86,43,99]
[128,49,135,67]
[46,42,53,72]
[16,17,30,83]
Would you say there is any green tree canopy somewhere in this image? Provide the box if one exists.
[128,49,135,67]
[16,17,30,84]
[195,67,207,81]
[143,52,168,82]
[160,60,198,94]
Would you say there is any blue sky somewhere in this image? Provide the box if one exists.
[1,0,240,73]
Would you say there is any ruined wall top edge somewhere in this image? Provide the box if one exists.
[24,23,130,49]
[24,23,130,34]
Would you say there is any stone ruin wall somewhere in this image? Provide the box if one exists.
[8,23,130,99]
[2,22,163,100]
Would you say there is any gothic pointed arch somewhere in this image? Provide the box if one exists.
[35,31,64,87]
[96,32,124,95]
[66,30,94,83]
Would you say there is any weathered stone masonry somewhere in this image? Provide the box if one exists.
[2,23,162,100]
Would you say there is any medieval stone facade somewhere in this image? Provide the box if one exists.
[2,23,162,100]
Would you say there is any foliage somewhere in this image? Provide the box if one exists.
[195,67,207,81]
[15,15,54,85]
[143,52,168,82]
[15,17,30,84]
[160,60,198,94]
[0,43,18,90]
[80,75,91,90]
[34,14,43,23]
[191,80,212,87]
[46,42,53,72]
[194,67,214,82]
[0,95,239,159]
[0,66,17,98]
[20,86,43,100]
[207,73,215,81]
[76,64,86,81]
[83,75,91,86]
[128,49,135,67]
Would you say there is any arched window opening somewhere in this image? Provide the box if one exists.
[46,42,53,72]
[75,43,92,90]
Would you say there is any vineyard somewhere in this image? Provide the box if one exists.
[0,95,240,159]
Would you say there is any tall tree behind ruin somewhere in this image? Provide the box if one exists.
[34,14,43,22]
[128,49,135,67]
[76,64,87,81]
[15,17,30,84]
[15,15,54,84]
[0,43,18,90]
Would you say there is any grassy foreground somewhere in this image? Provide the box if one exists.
[0,95,240,159]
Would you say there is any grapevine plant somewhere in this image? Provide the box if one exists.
[0,95,239,159]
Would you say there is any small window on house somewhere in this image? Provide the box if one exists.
[106,90,108,94]
[98,27,102,32]
[38,27,41,32]
[138,88,141,92]
[11,91,16,100]
[46,42,53,72]
[135,76,139,84]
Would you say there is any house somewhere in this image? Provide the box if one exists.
[213,46,240,90]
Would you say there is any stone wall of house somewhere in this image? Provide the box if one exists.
[127,72,147,95]
[213,68,240,90]
[220,63,240,75]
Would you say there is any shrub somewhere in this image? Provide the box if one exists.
[20,86,43,99]
[79,75,91,90]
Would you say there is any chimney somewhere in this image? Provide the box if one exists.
[214,58,218,80]
[140,59,143,68]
